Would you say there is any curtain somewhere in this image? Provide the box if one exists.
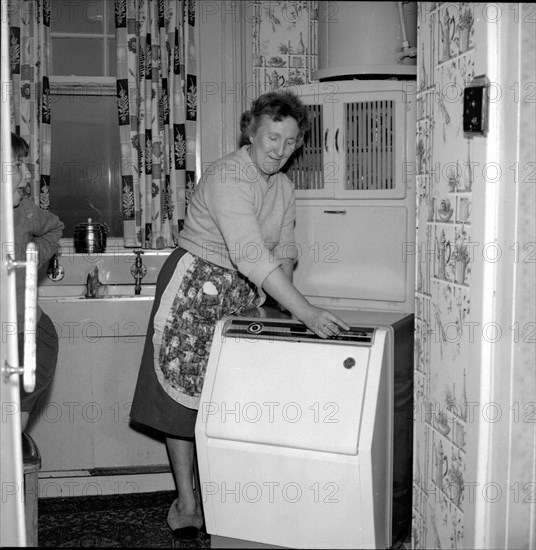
[7,0,52,209]
[115,0,197,249]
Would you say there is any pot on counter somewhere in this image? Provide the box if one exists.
[74,218,108,253]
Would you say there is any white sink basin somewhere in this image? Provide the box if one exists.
[39,284,156,335]
[38,284,156,301]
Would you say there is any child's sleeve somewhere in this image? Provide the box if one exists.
[32,207,65,266]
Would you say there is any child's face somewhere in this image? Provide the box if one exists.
[11,154,30,207]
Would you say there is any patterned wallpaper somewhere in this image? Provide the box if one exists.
[250,1,318,95]
[413,3,476,548]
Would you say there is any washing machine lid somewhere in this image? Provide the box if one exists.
[202,319,380,455]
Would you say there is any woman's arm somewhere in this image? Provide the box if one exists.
[279,259,294,282]
[262,266,350,338]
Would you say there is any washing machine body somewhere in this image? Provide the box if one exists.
[195,312,412,549]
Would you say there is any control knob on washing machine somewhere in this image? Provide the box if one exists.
[247,322,264,335]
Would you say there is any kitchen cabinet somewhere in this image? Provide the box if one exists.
[29,296,169,476]
[293,204,412,310]
[287,80,417,314]
[286,80,415,201]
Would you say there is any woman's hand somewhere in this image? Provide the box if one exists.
[300,305,350,339]
[262,267,350,338]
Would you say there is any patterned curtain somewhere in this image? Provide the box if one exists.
[114,0,197,249]
[7,0,52,209]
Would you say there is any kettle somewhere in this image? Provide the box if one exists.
[73,218,108,254]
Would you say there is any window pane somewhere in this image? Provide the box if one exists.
[107,38,116,77]
[51,0,104,34]
[50,94,123,238]
[52,38,104,76]
[105,0,116,34]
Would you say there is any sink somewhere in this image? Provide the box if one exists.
[39,284,156,335]
[37,253,162,333]
[38,284,156,301]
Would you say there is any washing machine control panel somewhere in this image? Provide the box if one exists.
[223,318,375,345]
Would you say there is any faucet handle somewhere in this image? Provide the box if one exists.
[131,250,146,295]
[130,250,147,278]
[47,252,65,282]
[132,249,144,265]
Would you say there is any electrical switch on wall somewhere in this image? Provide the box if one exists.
[463,75,490,137]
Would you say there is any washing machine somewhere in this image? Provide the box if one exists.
[195,309,413,549]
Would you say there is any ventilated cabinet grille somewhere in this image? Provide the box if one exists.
[345,100,395,191]
[286,98,398,195]
[286,104,325,190]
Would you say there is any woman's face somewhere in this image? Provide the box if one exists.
[11,154,30,207]
[249,115,299,177]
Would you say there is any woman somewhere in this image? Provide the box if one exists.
[10,133,64,431]
[130,91,349,541]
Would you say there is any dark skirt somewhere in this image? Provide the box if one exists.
[130,247,198,438]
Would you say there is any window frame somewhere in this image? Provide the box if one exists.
[50,0,125,248]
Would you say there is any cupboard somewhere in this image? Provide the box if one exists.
[27,253,172,496]
[286,80,415,200]
[287,80,417,313]
[30,298,169,473]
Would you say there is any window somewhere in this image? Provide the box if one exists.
[50,0,122,237]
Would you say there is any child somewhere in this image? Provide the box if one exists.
[10,132,64,431]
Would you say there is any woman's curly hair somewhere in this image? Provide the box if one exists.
[239,90,310,147]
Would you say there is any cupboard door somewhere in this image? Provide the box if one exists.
[285,84,338,198]
[29,340,95,472]
[293,204,410,304]
[335,91,408,199]
[285,102,332,198]
[92,338,168,469]
[286,84,412,200]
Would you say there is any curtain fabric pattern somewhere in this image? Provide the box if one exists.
[115,0,197,249]
[7,0,52,209]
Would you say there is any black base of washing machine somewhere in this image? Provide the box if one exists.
[391,314,414,544]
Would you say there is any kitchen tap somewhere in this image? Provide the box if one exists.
[131,250,147,295]
[47,251,65,281]
[85,266,102,298]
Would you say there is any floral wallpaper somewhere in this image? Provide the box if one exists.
[250,1,318,95]
[413,3,476,548]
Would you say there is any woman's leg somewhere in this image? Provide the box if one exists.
[166,436,203,529]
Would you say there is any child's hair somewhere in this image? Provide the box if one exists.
[11,132,29,158]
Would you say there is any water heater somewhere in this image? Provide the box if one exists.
[315,1,418,80]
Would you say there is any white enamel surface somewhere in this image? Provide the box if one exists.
[196,318,393,549]
[38,284,156,300]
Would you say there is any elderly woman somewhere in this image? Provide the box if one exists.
[130,90,349,542]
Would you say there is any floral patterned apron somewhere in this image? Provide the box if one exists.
[153,252,261,410]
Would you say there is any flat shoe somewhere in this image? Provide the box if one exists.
[168,498,203,524]
[171,525,199,542]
